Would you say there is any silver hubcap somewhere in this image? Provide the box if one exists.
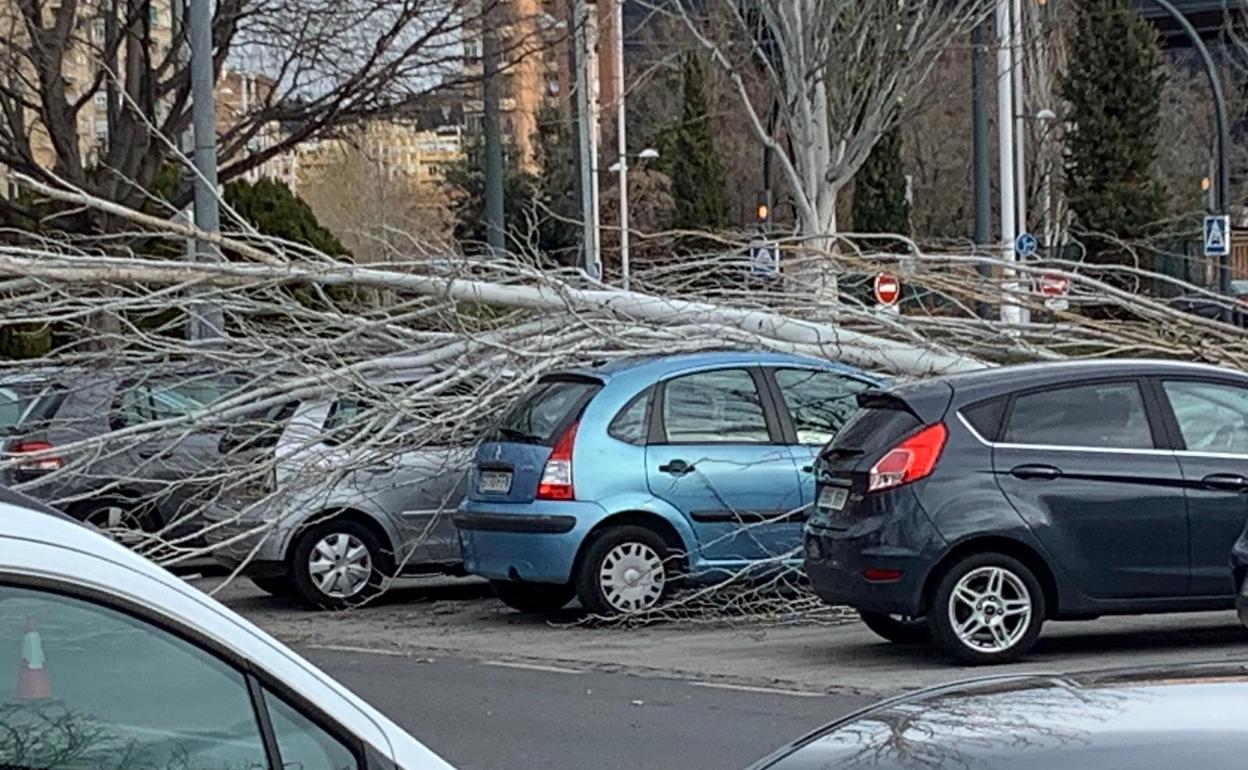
[599,542,665,612]
[948,566,1032,653]
[308,533,372,599]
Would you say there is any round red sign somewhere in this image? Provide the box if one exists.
[1038,272,1069,298]
[873,272,901,306]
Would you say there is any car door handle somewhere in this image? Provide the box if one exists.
[1010,464,1062,481]
[658,459,694,476]
[136,448,157,459]
[1201,473,1248,492]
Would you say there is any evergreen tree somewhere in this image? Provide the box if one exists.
[532,108,582,262]
[443,135,537,253]
[1061,0,1167,269]
[851,127,911,239]
[660,53,731,234]
[224,179,349,257]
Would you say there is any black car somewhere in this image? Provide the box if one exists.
[806,359,1248,664]
[751,663,1248,770]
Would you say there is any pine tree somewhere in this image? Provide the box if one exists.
[1061,0,1167,268]
[224,179,349,257]
[662,53,731,234]
[851,127,911,239]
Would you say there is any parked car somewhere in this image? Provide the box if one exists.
[750,663,1248,769]
[0,497,454,770]
[456,352,884,615]
[806,359,1248,664]
[203,370,473,609]
[1169,279,1248,327]
[0,365,253,537]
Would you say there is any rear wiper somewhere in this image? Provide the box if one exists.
[498,427,543,443]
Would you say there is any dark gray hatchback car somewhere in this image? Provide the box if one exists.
[806,359,1248,664]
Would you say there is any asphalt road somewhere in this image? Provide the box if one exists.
[300,646,874,770]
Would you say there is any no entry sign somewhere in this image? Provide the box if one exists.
[1038,272,1069,298]
[873,272,901,306]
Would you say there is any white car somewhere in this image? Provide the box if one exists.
[0,492,454,770]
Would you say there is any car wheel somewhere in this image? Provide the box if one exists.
[78,498,158,543]
[575,526,672,617]
[289,519,392,610]
[250,576,296,598]
[490,580,575,613]
[858,610,931,645]
[928,553,1045,665]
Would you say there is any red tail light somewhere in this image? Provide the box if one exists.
[536,422,578,501]
[8,441,64,472]
[867,423,946,493]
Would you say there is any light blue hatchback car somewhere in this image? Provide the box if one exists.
[455,351,884,615]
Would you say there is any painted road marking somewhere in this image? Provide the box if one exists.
[483,660,584,675]
[688,681,826,698]
[309,644,412,657]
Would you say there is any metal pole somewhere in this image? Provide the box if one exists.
[971,22,992,318]
[1011,0,1026,236]
[614,0,629,290]
[189,0,223,340]
[482,4,505,255]
[996,0,1020,324]
[1147,0,1231,293]
[573,0,600,277]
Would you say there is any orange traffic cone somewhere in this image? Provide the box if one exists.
[15,617,51,701]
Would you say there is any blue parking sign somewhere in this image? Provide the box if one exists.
[1204,215,1230,257]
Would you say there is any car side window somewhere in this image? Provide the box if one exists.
[0,585,269,770]
[1162,380,1248,454]
[771,369,872,445]
[1003,381,1154,449]
[608,389,652,445]
[264,687,358,770]
[662,369,770,444]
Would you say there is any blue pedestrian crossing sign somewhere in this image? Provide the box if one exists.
[1204,215,1231,257]
[1015,232,1038,258]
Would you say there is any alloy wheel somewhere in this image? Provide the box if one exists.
[598,541,665,613]
[308,532,373,599]
[947,565,1032,653]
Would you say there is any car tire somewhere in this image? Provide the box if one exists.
[575,526,673,617]
[858,610,931,645]
[250,576,296,598]
[76,497,159,542]
[490,580,575,613]
[928,553,1045,665]
[289,519,393,610]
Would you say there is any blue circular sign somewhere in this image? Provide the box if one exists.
[1015,232,1038,258]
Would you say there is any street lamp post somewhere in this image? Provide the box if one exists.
[613,0,629,290]
[610,147,659,290]
[1147,0,1231,294]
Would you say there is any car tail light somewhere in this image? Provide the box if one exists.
[7,441,64,472]
[536,422,578,501]
[867,423,947,493]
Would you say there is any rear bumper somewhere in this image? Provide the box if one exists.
[804,525,934,616]
[201,504,289,567]
[456,500,605,584]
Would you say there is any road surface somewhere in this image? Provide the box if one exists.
[301,646,872,770]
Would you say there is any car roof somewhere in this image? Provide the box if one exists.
[0,502,453,770]
[557,350,878,382]
[757,663,1248,770]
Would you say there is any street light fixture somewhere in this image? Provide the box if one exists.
[608,148,659,174]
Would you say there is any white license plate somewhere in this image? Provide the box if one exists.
[817,486,848,512]
[478,470,513,494]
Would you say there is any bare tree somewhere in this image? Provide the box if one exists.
[0,0,492,231]
[657,0,993,239]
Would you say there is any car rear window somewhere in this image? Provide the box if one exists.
[0,381,64,433]
[496,376,601,445]
[826,395,922,456]
[218,401,300,454]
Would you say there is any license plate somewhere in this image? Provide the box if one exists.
[817,486,848,512]
[478,470,512,494]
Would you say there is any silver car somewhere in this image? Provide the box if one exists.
[0,497,455,769]
[204,375,471,609]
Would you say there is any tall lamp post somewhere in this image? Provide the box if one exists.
[1147,0,1231,294]
[610,147,659,290]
